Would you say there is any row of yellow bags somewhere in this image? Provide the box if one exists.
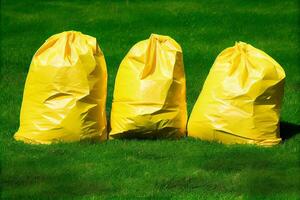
[14,31,285,146]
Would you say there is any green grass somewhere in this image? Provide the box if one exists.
[1,0,300,199]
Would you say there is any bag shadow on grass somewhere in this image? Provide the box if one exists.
[280,121,300,140]
[107,121,300,141]
[110,127,185,140]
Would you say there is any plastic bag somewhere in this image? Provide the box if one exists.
[188,42,285,146]
[14,31,107,144]
[110,34,187,139]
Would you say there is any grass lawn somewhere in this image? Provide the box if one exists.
[1,0,300,199]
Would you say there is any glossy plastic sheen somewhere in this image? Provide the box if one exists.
[188,42,285,146]
[110,34,187,139]
[14,31,108,144]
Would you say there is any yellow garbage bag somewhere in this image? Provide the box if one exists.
[188,42,285,146]
[110,34,187,139]
[14,31,108,144]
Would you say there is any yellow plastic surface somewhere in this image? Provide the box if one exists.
[188,42,285,146]
[110,34,187,139]
[14,31,108,144]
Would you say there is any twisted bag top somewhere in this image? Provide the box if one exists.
[188,42,285,146]
[14,31,107,144]
[110,34,187,139]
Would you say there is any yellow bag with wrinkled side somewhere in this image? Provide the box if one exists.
[110,34,187,139]
[188,42,285,146]
[14,31,107,144]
